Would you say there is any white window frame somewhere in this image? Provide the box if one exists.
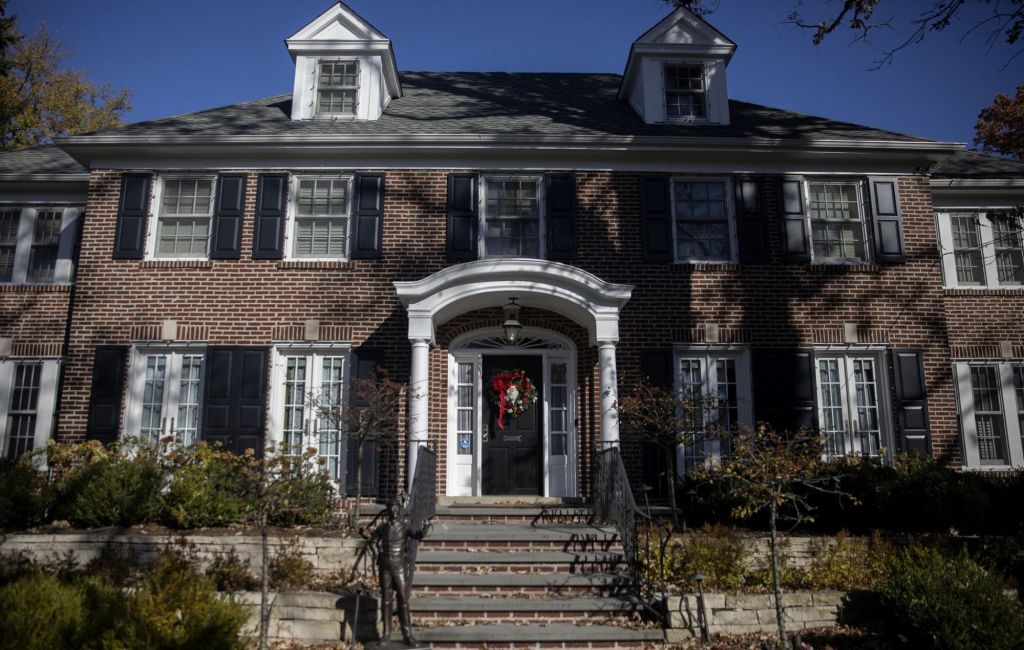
[936,211,1024,289]
[478,175,545,260]
[0,205,81,284]
[146,175,217,261]
[0,357,60,464]
[313,58,360,119]
[955,360,1024,469]
[268,344,352,483]
[670,176,738,264]
[813,348,894,460]
[123,344,207,446]
[673,346,753,472]
[804,179,872,265]
[284,174,354,261]
[662,62,709,123]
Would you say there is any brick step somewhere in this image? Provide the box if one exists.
[416,623,665,648]
[422,522,621,552]
[410,595,644,625]
[416,550,628,575]
[435,505,596,524]
[412,572,632,596]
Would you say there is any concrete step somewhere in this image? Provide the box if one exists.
[410,594,643,624]
[416,549,627,574]
[422,522,621,551]
[416,623,664,648]
[412,571,632,596]
[435,505,596,524]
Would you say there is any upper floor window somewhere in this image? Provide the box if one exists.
[938,211,1024,288]
[316,60,359,117]
[124,347,205,447]
[671,178,735,262]
[814,352,890,459]
[0,206,80,284]
[664,64,707,120]
[154,177,215,258]
[288,175,352,259]
[955,360,1024,469]
[807,182,868,262]
[481,176,542,258]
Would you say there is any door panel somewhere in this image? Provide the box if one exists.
[482,355,543,495]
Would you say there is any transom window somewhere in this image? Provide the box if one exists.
[955,361,1024,469]
[290,176,352,259]
[676,349,752,471]
[664,64,706,119]
[938,211,1024,288]
[808,182,867,261]
[482,177,541,258]
[815,354,886,459]
[0,206,79,283]
[316,60,359,116]
[155,177,215,258]
[671,179,734,262]
[127,349,205,447]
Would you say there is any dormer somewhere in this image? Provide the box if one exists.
[619,7,736,126]
[286,2,401,121]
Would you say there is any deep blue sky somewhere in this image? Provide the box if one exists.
[13,0,1023,145]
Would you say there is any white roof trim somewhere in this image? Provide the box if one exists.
[286,1,387,43]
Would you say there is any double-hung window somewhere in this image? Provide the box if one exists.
[807,182,868,262]
[0,358,59,460]
[675,349,752,471]
[125,348,205,446]
[671,178,735,262]
[0,206,80,283]
[814,352,889,459]
[954,360,1024,468]
[154,177,215,258]
[289,175,352,259]
[937,211,1024,288]
[316,60,359,117]
[481,176,542,258]
[664,64,707,120]
[272,348,348,482]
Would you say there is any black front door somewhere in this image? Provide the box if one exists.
[482,355,543,495]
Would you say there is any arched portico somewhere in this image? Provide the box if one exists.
[394,260,633,490]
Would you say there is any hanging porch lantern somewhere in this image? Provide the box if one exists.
[502,297,522,345]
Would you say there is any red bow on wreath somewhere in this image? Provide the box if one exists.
[490,369,538,429]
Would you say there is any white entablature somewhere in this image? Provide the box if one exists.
[286,1,402,122]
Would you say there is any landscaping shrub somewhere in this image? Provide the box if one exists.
[269,543,316,590]
[206,548,259,591]
[801,531,892,591]
[651,524,749,592]
[55,455,164,527]
[0,572,85,650]
[878,546,1024,650]
[84,544,140,587]
[266,456,337,527]
[163,444,257,528]
[0,458,49,529]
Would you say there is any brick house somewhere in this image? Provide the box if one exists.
[3,2,1024,499]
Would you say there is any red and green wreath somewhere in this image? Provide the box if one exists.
[490,370,538,430]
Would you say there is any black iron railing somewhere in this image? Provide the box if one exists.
[402,445,437,579]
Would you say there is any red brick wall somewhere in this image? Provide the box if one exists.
[58,168,963,491]
[0,284,70,357]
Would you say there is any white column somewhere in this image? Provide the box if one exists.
[408,338,430,490]
[598,341,620,449]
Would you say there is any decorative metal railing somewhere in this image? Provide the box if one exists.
[403,445,437,579]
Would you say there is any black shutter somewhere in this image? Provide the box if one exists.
[869,177,906,263]
[890,349,931,455]
[112,174,152,259]
[201,347,269,455]
[779,177,810,262]
[640,176,673,262]
[347,347,385,497]
[446,173,478,262]
[735,177,769,263]
[209,174,246,259]
[545,173,576,260]
[86,346,128,443]
[252,174,286,259]
[351,173,384,259]
[640,348,674,389]
[752,349,817,433]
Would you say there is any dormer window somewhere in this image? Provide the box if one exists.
[316,60,359,116]
[664,63,707,120]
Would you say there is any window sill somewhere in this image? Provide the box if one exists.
[673,261,740,271]
[944,287,1024,295]
[0,282,73,292]
[962,464,1022,473]
[277,260,355,270]
[808,263,879,273]
[139,259,213,269]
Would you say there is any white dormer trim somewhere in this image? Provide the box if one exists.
[286,2,401,122]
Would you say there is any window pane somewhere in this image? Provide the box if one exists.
[971,365,1007,464]
[176,355,203,447]
[1014,365,1024,453]
[665,65,706,119]
[808,183,865,260]
[456,362,475,455]
[157,217,209,257]
[162,179,213,217]
[318,356,346,480]
[852,359,881,456]
[297,178,348,217]
[674,181,730,261]
[6,363,41,460]
[141,355,167,446]
[992,216,1024,285]
[549,362,569,457]
[715,359,739,431]
[818,359,846,457]
[0,209,21,282]
[28,210,62,282]
[483,178,540,258]
[317,61,359,115]
[284,357,307,452]
[950,214,986,285]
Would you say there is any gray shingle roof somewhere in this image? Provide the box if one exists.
[931,150,1024,179]
[0,143,86,176]
[86,72,933,143]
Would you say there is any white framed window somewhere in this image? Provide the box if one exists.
[664,63,707,120]
[814,351,891,459]
[286,175,353,260]
[0,358,60,461]
[0,206,80,284]
[937,211,1024,288]
[315,59,359,117]
[269,346,350,482]
[674,348,753,471]
[149,176,216,259]
[125,346,206,446]
[955,360,1024,469]
[480,176,543,258]
[807,181,869,262]
[671,177,736,262]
